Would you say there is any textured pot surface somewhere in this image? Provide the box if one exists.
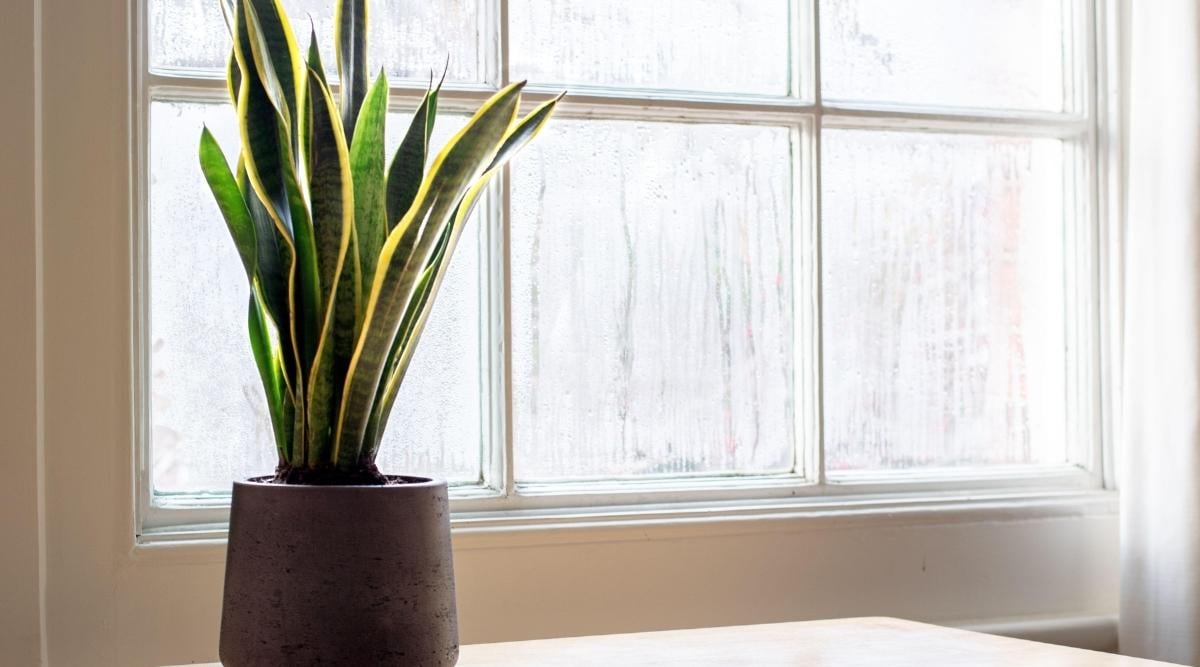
[220,476,458,666]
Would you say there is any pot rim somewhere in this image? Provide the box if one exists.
[233,474,446,490]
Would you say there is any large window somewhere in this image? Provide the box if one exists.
[141,0,1103,530]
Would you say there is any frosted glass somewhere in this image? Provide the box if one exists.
[821,129,1068,471]
[149,98,483,493]
[510,118,795,481]
[148,0,482,84]
[510,0,792,96]
[820,0,1066,111]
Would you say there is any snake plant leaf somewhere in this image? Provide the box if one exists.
[306,71,353,304]
[349,71,390,292]
[334,0,368,139]
[233,6,313,415]
[361,95,564,456]
[333,81,526,468]
[488,93,564,172]
[359,203,454,457]
[248,279,291,462]
[303,67,356,464]
[299,27,325,174]
[358,258,437,457]
[334,226,364,385]
[239,0,323,387]
[235,157,293,391]
[243,0,303,131]
[218,2,241,105]
[206,0,561,478]
[198,128,256,280]
[219,0,235,27]
[385,71,443,230]
[226,50,242,107]
[233,1,293,235]
[306,27,327,85]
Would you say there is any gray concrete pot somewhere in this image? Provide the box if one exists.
[219,476,459,666]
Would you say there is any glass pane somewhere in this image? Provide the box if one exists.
[510,0,792,96]
[510,118,796,481]
[821,128,1068,471]
[819,0,1066,111]
[149,98,483,493]
[148,0,483,84]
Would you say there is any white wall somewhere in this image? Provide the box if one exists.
[3,1,1121,665]
[0,0,43,662]
[103,503,1119,666]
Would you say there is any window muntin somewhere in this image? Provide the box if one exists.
[142,0,1100,516]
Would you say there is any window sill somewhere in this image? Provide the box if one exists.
[134,486,1117,555]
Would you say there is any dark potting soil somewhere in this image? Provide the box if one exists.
[268,463,406,486]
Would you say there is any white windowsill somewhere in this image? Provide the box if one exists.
[134,486,1118,555]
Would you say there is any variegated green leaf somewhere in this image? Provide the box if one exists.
[306,27,327,85]
[385,73,443,229]
[239,0,322,393]
[233,0,293,234]
[299,27,324,175]
[333,81,526,468]
[212,0,561,476]
[218,2,241,105]
[226,50,242,107]
[304,68,355,465]
[236,158,291,371]
[244,0,303,130]
[487,93,565,172]
[363,94,564,454]
[248,279,291,462]
[349,71,390,292]
[233,0,314,462]
[334,0,368,139]
[362,175,487,457]
[198,127,256,280]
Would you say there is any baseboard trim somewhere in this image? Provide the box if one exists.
[959,614,1119,653]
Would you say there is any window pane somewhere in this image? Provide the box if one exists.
[510,118,796,481]
[819,0,1066,111]
[148,0,483,84]
[149,98,483,493]
[821,128,1068,471]
[510,0,792,96]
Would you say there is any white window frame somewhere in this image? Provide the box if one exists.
[136,0,1119,544]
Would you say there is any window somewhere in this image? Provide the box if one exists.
[141,0,1104,533]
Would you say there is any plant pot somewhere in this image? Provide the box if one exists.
[219,476,459,666]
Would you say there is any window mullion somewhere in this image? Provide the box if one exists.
[810,0,826,485]
[498,0,510,87]
[496,0,515,498]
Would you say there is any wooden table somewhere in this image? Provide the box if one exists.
[457,617,1180,666]
[181,617,1183,666]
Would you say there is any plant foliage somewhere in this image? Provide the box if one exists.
[199,0,561,482]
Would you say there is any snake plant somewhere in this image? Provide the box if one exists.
[199,0,560,483]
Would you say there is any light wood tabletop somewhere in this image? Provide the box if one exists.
[456,617,1181,667]
[178,617,1184,666]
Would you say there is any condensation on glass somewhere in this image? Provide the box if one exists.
[510,118,796,481]
[148,0,483,84]
[819,0,1067,111]
[821,128,1068,471]
[148,98,483,493]
[509,0,792,96]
